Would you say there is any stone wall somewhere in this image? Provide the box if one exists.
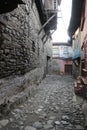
[0,1,43,78]
[0,0,52,109]
[52,58,60,74]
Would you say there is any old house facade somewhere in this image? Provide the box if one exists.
[72,28,81,78]
[0,0,61,113]
[52,42,72,75]
[81,0,87,78]
[68,0,85,78]
[68,1,87,125]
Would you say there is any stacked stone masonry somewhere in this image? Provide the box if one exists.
[0,1,43,78]
[0,0,52,110]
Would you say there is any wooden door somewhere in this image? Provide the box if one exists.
[65,64,72,75]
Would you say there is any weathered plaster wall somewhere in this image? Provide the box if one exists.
[52,58,72,75]
[60,60,72,74]
[81,0,87,70]
[52,58,60,74]
[81,0,87,44]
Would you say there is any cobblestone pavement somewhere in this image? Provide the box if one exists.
[0,75,85,130]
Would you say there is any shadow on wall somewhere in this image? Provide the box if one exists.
[0,0,25,14]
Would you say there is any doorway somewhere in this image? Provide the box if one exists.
[65,64,72,75]
[46,56,51,74]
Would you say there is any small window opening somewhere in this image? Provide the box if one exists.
[32,41,35,52]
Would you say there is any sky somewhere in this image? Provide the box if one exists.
[52,0,72,42]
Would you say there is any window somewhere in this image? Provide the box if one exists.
[44,0,58,11]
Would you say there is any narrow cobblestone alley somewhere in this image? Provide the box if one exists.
[0,75,85,130]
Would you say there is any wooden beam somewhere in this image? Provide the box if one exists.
[38,14,56,35]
